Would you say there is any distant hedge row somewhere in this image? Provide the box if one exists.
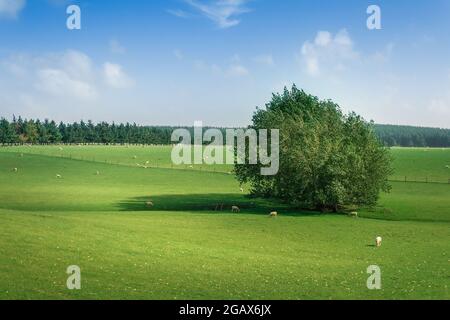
[0,116,449,147]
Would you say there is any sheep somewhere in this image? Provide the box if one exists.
[376,236,383,247]
[56,174,62,179]
[231,206,240,213]
[269,211,278,217]
[146,201,154,208]
[13,168,18,173]
[349,212,358,218]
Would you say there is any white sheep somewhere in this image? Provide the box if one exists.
[231,206,240,213]
[349,212,358,218]
[376,236,382,247]
[269,211,278,217]
[56,174,62,179]
[13,168,18,173]
[146,201,154,208]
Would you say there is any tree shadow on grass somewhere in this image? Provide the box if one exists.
[117,193,322,217]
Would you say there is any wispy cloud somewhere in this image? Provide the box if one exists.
[167,8,190,18]
[179,0,252,29]
[193,55,249,78]
[254,54,274,66]
[0,0,26,18]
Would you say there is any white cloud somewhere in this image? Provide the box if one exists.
[103,62,134,89]
[34,50,97,100]
[226,64,249,77]
[1,50,134,102]
[254,54,274,66]
[37,69,97,100]
[300,29,359,77]
[109,39,126,55]
[183,0,251,29]
[0,0,25,18]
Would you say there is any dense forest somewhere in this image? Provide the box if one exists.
[0,116,449,147]
[374,124,449,147]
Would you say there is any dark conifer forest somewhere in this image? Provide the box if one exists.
[0,116,449,147]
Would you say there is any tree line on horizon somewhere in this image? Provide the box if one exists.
[0,116,449,147]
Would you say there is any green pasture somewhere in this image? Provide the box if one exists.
[0,146,448,300]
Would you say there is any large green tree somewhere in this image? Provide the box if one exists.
[235,85,393,211]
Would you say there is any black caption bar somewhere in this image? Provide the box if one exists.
[1,300,447,318]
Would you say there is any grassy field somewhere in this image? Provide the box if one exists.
[0,146,448,300]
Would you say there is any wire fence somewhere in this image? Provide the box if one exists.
[4,147,450,183]
[389,176,450,184]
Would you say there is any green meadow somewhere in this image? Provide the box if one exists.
[0,146,449,300]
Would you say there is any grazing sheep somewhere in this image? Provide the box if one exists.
[13,168,18,173]
[146,201,154,208]
[56,174,62,179]
[231,206,240,213]
[349,212,358,218]
[269,211,278,217]
[376,236,382,247]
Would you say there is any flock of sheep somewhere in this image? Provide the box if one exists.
[10,151,384,248]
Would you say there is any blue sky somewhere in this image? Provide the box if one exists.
[0,0,449,128]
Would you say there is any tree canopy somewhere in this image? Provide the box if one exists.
[235,85,393,211]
